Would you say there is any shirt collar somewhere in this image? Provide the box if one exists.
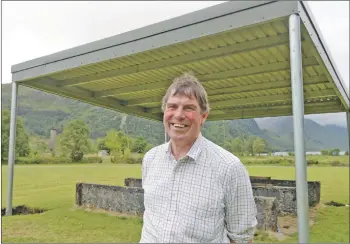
[165,133,204,162]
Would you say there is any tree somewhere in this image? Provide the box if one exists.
[29,136,50,156]
[232,137,244,155]
[328,148,340,156]
[320,149,329,156]
[1,109,30,160]
[104,129,129,161]
[252,138,267,155]
[60,120,90,162]
[244,136,255,156]
[345,151,349,155]
[132,136,148,153]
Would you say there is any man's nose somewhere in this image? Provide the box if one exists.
[174,108,185,120]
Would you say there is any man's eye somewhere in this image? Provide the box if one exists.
[185,107,195,111]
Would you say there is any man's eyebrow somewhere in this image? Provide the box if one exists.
[184,104,197,108]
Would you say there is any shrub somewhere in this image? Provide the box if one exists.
[124,157,142,164]
[307,159,319,166]
[331,161,345,167]
[14,157,71,164]
[71,151,84,162]
[81,156,102,164]
[110,154,142,164]
[8,156,102,165]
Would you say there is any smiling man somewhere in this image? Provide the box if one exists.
[140,73,257,243]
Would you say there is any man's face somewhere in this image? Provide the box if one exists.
[163,93,208,142]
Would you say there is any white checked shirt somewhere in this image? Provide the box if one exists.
[140,134,257,243]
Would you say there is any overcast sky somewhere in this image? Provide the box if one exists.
[2,1,349,127]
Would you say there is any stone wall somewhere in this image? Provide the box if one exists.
[250,178,321,206]
[252,185,297,215]
[124,177,320,215]
[254,196,278,231]
[76,183,144,215]
[76,183,278,231]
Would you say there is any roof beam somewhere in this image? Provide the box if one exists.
[59,33,292,88]
[152,99,342,119]
[27,78,160,121]
[96,55,319,99]
[129,80,332,108]
[207,75,328,96]
[209,88,336,109]
[147,87,337,113]
[206,103,344,121]
[94,47,317,98]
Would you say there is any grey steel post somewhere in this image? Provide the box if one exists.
[289,14,309,243]
[164,132,169,143]
[347,112,350,153]
[6,81,18,216]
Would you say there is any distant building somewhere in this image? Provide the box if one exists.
[98,150,109,157]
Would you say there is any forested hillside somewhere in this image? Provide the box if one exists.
[2,83,348,151]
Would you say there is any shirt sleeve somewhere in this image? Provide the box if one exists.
[141,151,150,188]
[224,162,257,243]
[141,147,157,188]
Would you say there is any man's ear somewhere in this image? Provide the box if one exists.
[201,112,209,125]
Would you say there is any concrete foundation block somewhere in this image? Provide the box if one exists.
[250,178,321,206]
[254,196,278,231]
[76,183,144,215]
[252,185,297,215]
[77,182,278,231]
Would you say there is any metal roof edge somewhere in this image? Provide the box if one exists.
[11,1,276,73]
[299,1,349,104]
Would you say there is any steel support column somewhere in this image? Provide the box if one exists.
[6,81,18,216]
[289,14,309,243]
[347,112,350,154]
[165,132,170,143]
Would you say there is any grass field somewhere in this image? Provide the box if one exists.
[1,164,349,243]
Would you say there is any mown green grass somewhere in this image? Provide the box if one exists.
[1,164,349,243]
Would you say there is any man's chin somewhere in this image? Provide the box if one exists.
[168,133,188,141]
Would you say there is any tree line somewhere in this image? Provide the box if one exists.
[2,109,347,164]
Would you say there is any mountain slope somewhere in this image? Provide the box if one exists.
[1,83,348,151]
[256,117,349,151]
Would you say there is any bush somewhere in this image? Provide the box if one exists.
[144,144,154,153]
[110,154,124,164]
[4,156,103,165]
[71,151,84,162]
[81,156,102,164]
[242,158,293,166]
[124,157,142,164]
[331,161,346,167]
[110,154,142,164]
[14,157,72,164]
[307,159,319,165]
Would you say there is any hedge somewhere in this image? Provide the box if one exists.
[1,156,102,165]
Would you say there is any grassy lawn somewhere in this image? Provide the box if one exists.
[1,164,349,243]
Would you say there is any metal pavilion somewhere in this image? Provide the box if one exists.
[6,1,350,243]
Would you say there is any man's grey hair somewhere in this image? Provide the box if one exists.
[161,72,210,114]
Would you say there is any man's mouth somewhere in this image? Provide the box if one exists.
[170,123,189,128]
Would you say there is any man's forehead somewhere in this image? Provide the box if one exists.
[167,93,198,103]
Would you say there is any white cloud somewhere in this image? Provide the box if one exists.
[1,1,349,127]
